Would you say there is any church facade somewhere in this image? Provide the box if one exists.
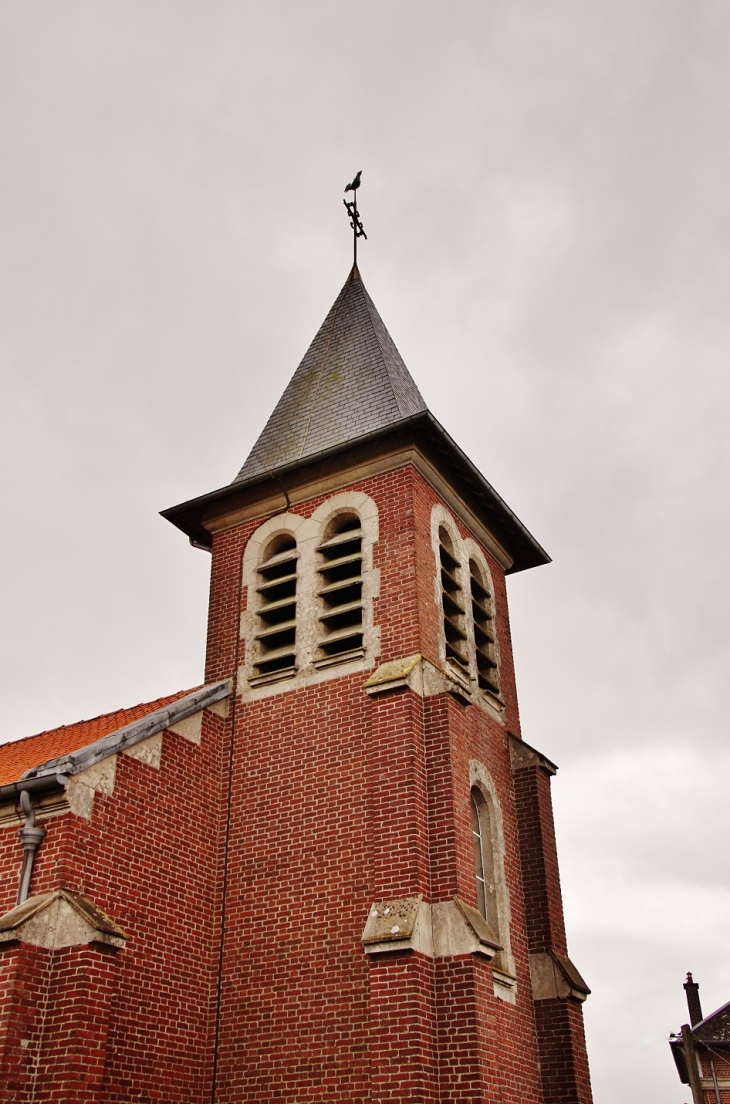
[0,267,592,1102]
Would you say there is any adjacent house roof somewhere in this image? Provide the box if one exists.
[693,998,730,1044]
[234,265,427,482]
[670,995,730,1085]
[0,688,194,786]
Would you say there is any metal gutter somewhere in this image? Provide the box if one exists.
[0,774,67,805]
[418,412,551,572]
[161,411,550,573]
[161,413,433,542]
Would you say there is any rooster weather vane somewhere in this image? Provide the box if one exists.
[343,170,367,266]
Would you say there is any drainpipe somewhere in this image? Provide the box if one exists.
[16,790,47,906]
[708,1053,722,1104]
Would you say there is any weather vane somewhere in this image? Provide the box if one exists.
[343,170,367,266]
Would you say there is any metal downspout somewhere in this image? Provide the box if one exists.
[709,1053,722,1104]
[16,790,47,905]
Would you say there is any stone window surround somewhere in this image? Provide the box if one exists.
[240,491,381,700]
[469,758,516,995]
[430,503,503,717]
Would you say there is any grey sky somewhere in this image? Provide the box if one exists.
[1,3,728,1099]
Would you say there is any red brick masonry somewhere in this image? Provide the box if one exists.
[0,462,592,1102]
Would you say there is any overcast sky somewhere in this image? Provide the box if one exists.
[1,3,728,1099]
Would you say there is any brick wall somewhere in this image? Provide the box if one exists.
[513,760,592,1103]
[0,708,228,1101]
[698,1048,730,1103]
[0,458,592,1101]
[204,462,588,1101]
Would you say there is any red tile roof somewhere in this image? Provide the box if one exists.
[0,688,196,786]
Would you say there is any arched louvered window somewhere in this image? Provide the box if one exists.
[471,786,498,930]
[253,534,298,680]
[469,559,500,697]
[316,513,364,664]
[439,526,468,674]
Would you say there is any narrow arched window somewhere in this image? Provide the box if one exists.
[439,527,468,673]
[471,787,497,930]
[253,534,298,681]
[469,559,500,697]
[316,513,364,664]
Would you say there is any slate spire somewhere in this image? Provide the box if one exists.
[233,266,427,483]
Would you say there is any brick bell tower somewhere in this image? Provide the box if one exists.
[164,264,593,1103]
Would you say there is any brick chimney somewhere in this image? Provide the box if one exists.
[684,972,703,1026]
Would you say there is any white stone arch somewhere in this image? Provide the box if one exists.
[309,491,381,671]
[239,494,380,698]
[469,759,515,995]
[309,488,379,537]
[430,503,470,681]
[462,536,502,706]
[240,511,310,587]
[240,511,308,684]
[430,503,503,716]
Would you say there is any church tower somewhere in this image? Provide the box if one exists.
[164,263,594,1103]
[0,254,592,1102]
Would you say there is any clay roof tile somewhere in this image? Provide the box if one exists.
[0,688,196,786]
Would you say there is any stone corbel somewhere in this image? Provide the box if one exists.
[364,654,471,703]
[361,895,503,964]
[529,949,590,1002]
[0,889,127,951]
[434,896,502,959]
[361,895,426,955]
[508,733,557,776]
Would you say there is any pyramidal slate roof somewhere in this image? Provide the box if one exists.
[234,266,427,483]
[162,264,550,573]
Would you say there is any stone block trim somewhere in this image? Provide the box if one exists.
[364,652,469,701]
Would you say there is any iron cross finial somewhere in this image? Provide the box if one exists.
[343,170,367,266]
